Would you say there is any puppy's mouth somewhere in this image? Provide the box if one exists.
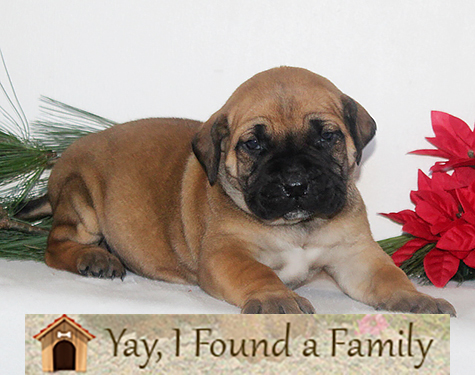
[259,186,314,222]
[282,210,312,221]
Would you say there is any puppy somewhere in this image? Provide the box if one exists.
[37,67,455,315]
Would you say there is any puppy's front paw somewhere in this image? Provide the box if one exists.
[242,292,315,314]
[77,248,126,280]
[377,290,456,317]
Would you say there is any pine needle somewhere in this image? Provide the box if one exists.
[0,230,47,261]
[0,132,52,182]
[453,260,475,283]
[0,215,50,261]
[0,51,116,262]
[32,96,116,153]
[400,243,434,283]
[377,234,413,255]
[0,50,29,138]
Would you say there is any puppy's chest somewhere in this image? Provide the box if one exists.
[256,234,326,286]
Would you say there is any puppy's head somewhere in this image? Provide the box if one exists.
[192,67,376,224]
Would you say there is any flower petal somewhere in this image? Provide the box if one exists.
[417,169,432,191]
[431,158,475,172]
[437,223,475,251]
[425,135,466,159]
[431,111,472,156]
[454,167,475,187]
[414,200,455,235]
[463,251,475,268]
[381,211,438,240]
[431,171,465,191]
[402,220,439,241]
[411,189,458,217]
[409,148,451,158]
[432,111,473,138]
[456,187,475,225]
[380,210,418,225]
[423,248,460,287]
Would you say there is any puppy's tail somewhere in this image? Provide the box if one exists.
[14,195,52,220]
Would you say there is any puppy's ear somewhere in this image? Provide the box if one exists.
[341,95,377,164]
[192,114,229,185]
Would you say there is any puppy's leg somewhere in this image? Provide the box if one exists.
[199,239,315,314]
[327,240,456,316]
[46,176,125,279]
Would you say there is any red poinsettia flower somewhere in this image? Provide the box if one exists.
[410,111,475,172]
[382,170,475,287]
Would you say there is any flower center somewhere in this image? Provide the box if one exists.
[456,204,464,219]
[468,150,475,158]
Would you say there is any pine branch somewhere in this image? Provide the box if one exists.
[0,51,116,262]
[0,206,48,261]
[377,234,413,255]
[0,207,47,234]
[0,229,47,261]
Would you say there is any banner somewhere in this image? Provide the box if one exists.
[26,314,449,374]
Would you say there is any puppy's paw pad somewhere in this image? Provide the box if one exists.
[77,250,126,280]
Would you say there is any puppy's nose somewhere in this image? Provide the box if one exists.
[282,176,308,198]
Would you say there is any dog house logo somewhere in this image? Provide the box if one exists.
[33,315,95,372]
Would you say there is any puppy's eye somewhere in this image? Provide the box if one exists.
[320,130,344,146]
[321,131,336,142]
[242,138,262,151]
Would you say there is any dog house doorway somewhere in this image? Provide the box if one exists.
[53,340,76,371]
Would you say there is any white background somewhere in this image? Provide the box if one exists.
[1,1,475,373]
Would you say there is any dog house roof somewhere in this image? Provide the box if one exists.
[33,314,95,341]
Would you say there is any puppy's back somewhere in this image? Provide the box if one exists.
[48,118,201,207]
